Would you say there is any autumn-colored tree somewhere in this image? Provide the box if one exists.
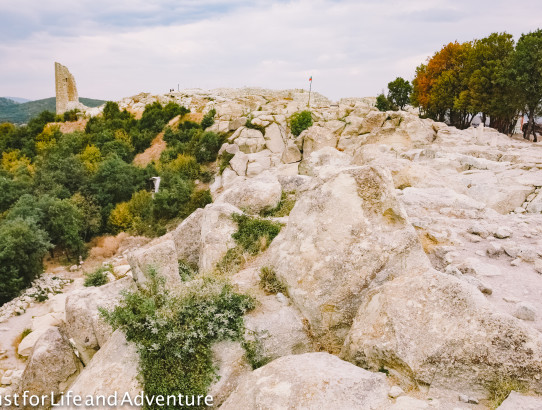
[411,41,473,128]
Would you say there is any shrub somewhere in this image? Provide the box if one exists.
[178,260,197,281]
[100,269,254,410]
[218,151,235,174]
[259,266,287,295]
[231,214,282,255]
[194,131,224,163]
[84,265,110,287]
[200,108,216,129]
[289,110,313,137]
[216,215,282,275]
[242,331,272,370]
[166,154,200,179]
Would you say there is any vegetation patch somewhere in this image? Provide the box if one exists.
[260,191,296,217]
[83,264,111,287]
[215,214,283,276]
[244,116,266,135]
[231,213,282,255]
[487,375,528,409]
[218,151,235,174]
[101,268,255,410]
[259,266,287,295]
[242,330,272,370]
[289,110,313,137]
[178,260,198,281]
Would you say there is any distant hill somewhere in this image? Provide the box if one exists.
[0,97,106,124]
[2,96,32,103]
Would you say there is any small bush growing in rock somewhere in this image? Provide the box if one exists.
[83,265,110,287]
[178,260,198,281]
[487,375,527,409]
[261,191,296,217]
[216,215,282,275]
[259,266,287,295]
[242,331,272,370]
[289,110,313,137]
[231,214,282,255]
[244,116,266,135]
[218,151,235,174]
[101,268,254,410]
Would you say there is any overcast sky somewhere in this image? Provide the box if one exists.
[1,0,540,102]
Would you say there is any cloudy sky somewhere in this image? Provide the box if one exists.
[1,0,540,102]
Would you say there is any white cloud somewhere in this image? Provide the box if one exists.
[1,0,541,101]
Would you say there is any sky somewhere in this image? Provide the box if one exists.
[0,0,541,102]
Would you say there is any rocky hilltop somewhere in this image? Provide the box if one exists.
[1,88,542,409]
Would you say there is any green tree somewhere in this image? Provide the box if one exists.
[387,77,413,110]
[513,29,542,141]
[375,93,393,111]
[0,218,51,305]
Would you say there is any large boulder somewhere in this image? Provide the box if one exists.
[301,125,338,157]
[269,165,430,350]
[65,277,136,365]
[60,330,141,410]
[215,171,282,214]
[170,208,204,266]
[244,295,312,361]
[127,239,181,289]
[298,146,351,178]
[498,391,542,409]
[220,352,389,410]
[233,128,266,154]
[208,341,251,407]
[199,203,242,273]
[341,270,542,395]
[264,123,286,154]
[19,327,82,408]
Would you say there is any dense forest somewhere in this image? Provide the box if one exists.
[0,101,221,305]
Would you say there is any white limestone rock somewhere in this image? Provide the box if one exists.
[269,165,430,349]
[220,353,389,410]
[215,171,282,214]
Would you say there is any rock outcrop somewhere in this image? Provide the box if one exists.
[220,353,390,410]
[19,327,82,408]
[269,164,430,350]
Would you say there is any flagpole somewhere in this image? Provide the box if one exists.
[307,76,312,108]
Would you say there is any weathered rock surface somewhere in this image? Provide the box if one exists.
[65,277,136,365]
[128,239,180,289]
[215,171,282,214]
[342,270,542,395]
[497,391,542,409]
[199,203,242,272]
[19,327,82,408]
[220,353,389,410]
[170,207,204,266]
[60,330,141,410]
[270,164,430,350]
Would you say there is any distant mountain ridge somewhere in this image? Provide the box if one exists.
[0,97,106,124]
[2,96,32,103]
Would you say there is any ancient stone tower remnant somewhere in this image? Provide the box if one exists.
[55,62,85,114]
